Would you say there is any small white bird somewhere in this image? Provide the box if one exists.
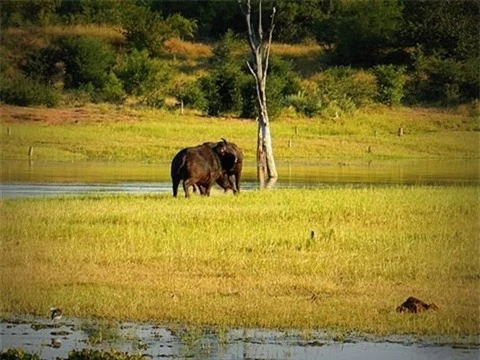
[51,338,62,348]
[50,307,63,322]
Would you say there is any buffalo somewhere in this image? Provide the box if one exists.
[171,139,236,197]
[204,140,243,194]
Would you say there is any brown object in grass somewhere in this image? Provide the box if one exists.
[396,296,439,313]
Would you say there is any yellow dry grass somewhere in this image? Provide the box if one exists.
[1,187,479,339]
[163,38,213,58]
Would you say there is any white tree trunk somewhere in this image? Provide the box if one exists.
[262,122,278,188]
[256,120,266,188]
[239,0,278,189]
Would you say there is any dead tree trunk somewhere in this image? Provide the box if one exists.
[239,0,278,189]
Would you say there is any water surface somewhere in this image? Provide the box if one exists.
[1,159,478,199]
[1,319,478,360]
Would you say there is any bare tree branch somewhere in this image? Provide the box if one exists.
[247,61,264,116]
[258,0,263,41]
[238,0,257,54]
[263,6,276,81]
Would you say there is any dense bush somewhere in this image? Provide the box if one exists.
[0,75,59,107]
[199,30,244,116]
[122,7,196,55]
[21,47,62,85]
[1,348,40,360]
[170,79,206,110]
[200,69,243,116]
[314,67,377,116]
[115,48,173,107]
[57,36,114,90]
[286,91,323,118]
[114,49,146,95]
[97,72,125,104]
[408,50,480,105]
[332,0,403,66]
[373,64,406,106]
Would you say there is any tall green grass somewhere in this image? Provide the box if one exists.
[1,187,479,338]
[1,104,479,162]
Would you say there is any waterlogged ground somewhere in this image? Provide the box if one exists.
[1,317,478,360]
[1,159,478,198]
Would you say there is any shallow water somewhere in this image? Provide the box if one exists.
[1,159,478,199]
[1,318,478,360]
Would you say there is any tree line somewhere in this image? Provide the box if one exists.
[1,0,478,113]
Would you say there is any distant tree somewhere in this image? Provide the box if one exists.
[273,0,326,42]
[200,30,244,116]
[122,4,197,54]
[21,47,62,86]
[400,0,480,61]
[332,0,403,66]
[115,48,171,106]
[165,13,198,40]
[1,0,61,26]
[153,1,245,40]
[373,64,406,106]
[56,0,127,25]
[312,0,336,49]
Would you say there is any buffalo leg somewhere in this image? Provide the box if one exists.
[183,179,196,198]
[172,178,180,197]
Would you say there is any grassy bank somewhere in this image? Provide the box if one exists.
[1,104,479,162]
[1,186,479,339]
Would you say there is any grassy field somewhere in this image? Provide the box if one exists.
[1,101,479,341]
[1,104,479,162]
[1,187,479,340]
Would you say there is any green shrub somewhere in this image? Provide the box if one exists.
[408,51,480,105]
[314,66,376,116]
[21,47,62,85]
[373,64,406,106]
[115,48,171,107]
[170,79,206,110]
[67,349,144,360]
[122,7,195,55]
[0,348,40,360]
[286,91,323,118]
[0,75,59,107]
[200,31,244,116]
[200,69,243,116]
[97,72,125,104]
[143,90,166,108]
[165,13,198,40]
[115,49,162,96]
[57,36,114,90]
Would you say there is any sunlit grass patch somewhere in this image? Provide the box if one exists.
[1,104,479,162]
[163,38,212,59]
[1,187,479,337]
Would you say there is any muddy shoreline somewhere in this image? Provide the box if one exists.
[2,316,478,360]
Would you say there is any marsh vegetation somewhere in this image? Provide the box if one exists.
[1,186,479,337]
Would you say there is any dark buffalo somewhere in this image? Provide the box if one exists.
[201,140,243,194]
[214,140,243,194]
[171,140,232,197]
